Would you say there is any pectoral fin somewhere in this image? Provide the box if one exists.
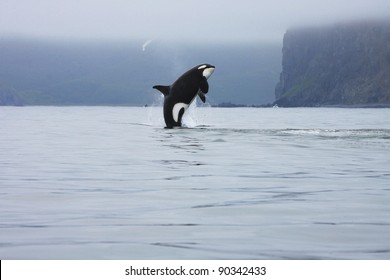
[199,77,209,93]
[198,92,206,103]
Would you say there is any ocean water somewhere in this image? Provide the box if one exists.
[0,106,389,259]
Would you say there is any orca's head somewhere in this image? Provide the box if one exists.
[197,64,215,79]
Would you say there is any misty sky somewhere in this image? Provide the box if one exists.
[0,0,389,43]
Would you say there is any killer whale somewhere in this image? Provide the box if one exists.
[153,64,215,128]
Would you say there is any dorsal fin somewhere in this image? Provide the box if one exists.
[153,85,170,96]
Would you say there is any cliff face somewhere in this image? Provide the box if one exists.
[274,20,390,107]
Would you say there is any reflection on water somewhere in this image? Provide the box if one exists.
[0,107,390,259]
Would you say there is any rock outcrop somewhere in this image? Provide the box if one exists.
[274,20,390,107]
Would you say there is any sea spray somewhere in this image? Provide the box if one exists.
[147,87,213,128]
[146,94,165,127]
[182,100,212,128]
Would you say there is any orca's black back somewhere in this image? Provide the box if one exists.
[170,68,203,104]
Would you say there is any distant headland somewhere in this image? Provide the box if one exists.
[0,39,280,106]
[274,19,390,107]
[2,19,390,108]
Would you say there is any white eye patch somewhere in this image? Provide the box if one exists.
[198,65,207,70]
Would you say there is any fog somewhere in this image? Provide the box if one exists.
[1,0,389,42]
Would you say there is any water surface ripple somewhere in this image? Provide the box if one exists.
[1,107,389,259]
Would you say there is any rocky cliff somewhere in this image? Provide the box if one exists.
[274,20,390,107]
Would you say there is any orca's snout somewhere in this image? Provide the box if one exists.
[203,65,215,79]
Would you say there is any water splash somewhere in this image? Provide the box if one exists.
[146,94,165,127]
[182,101,198,128]
[147,94,211,128]
[182,100,211,128]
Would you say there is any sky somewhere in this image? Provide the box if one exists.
[0,0,389,43]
